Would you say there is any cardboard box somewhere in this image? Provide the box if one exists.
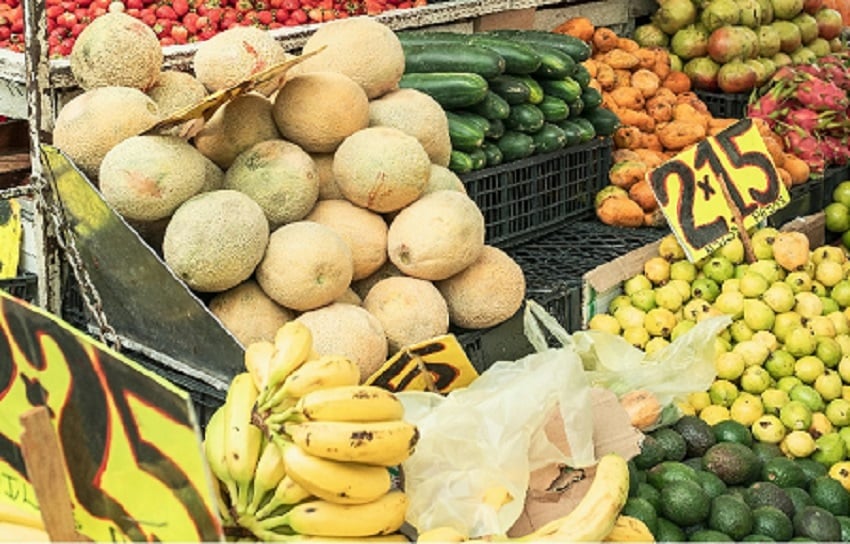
[581,212,826,327]
[474,8,535,31]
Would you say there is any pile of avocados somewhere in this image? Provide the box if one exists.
[627,415,850,542]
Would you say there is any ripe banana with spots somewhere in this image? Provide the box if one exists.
[256,489,409,538]
[278,355,362,399]
[244,340,275,392]
[258,321,314,411]
[270,385,405,425]
[284,419,419,466]
[254,475,313,520]
[280,440,392,505]
[203,404,238,509]
[223,372,264,515]
[517,453,630,542]
[603,515,655,542]
[246,437,286,515]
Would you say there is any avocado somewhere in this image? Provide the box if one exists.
[622,496,659,536]
[694,469,728,500]
[751,442,784,465]
[656,516,686,542]
[628,459,643,497]
[709,494,755,540]
[741,534,776,541]
[674,415,717,458]
[751,505,794,542]
[745,481,797,520]
[647,460,700,489]
[634,435,667,470]
[762,456,808,489]
[652,427,688,461]
[809,475,850,517]
[683,456,706,471]
[635,481,662,511]
[796,458,829,488]
[687,528,734,541]
[703,441,762,485]
[793,505,842,541]
[659,479,711,526]
[713,419,754,447]
[835,514,850,542]
[785,486,815,514]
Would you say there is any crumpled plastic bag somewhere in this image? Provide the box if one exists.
[397,339,594,537]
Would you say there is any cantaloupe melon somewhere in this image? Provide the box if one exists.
[294,18,404,99]
[200,156,225,193]
[193,92,281,169]
[193,26,287,95]
[163,190,270,292]
[437,245,526,329]
[424,164,467,195]
[368,88,452,167]
[99,135,206,222]
[209,279,295,346]
[387,190,485,281]
[336,288,362,306]
[53,86,160,179]
[363,276,449,353]
[304,199,388,281]
[333,126,430,213]
[256,221,353,311]
[295,302,388,382]
[272,72,369,153]
[310,152,344,200]
[146,70,207,118]
[224,140,319,228]
[70,9,162,91]
[350,260,403,299]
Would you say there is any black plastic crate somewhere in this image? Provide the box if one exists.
[822,164,850,209]
[769,178,825,228]
[0,272,37,303]
[460,138,612,249]
[695,90,751,119]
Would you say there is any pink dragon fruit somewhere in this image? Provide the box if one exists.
[795,75,849,112]
[784,129,827,173]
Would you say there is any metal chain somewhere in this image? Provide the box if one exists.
[0,184,36,200]
[37,166,122,352]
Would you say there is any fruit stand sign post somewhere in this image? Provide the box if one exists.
[366,334,479,393]
[0,291,224,542]
[649,118,790,263]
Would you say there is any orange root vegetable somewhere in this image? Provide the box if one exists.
[707,117,737,135]
[644,208,667,228]
[613,126,645,150]
[783,154,811,185]
[646,95,674,123]
[649,47,672,80]
[633,148,668,168]
[673,103,712,132]
[777,167,793,189]
[639,131,664,152]
[596,194,646,227]
[675,92,710,114]
[592,27,620,53]
[629,179,659,212]
[582,58,599,78]
[634,49,657,71]
[609,86,646,110]
[662,71,692,94]
[618,109,656,132]
[614,69,634,88]
[596,63,617,91]
[617,37,641,52]
[609,160,649,189]
[552,16,595,42]
[604,49,641,70]
[763,137,786,167]
[613,149,642,162]
[657,119,707,151]
[630,68,661,98]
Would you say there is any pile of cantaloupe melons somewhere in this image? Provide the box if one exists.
[52,4,527,381]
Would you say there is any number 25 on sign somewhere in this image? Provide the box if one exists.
[649,119,790,262]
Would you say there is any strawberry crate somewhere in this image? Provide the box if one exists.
[694,90,752,119]
[460,138,612,249]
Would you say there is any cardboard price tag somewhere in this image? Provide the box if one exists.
[366,334,478,394]
[0,291,223,542]
[649,119,790,262]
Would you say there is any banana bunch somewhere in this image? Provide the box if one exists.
[203,321,418,541]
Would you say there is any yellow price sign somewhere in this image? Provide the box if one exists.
[649,119,790,262]
[0,291,223,542]
[366,334,478,394]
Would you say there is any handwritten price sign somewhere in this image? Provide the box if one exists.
[0,291,223,542]
[649,119,790,262]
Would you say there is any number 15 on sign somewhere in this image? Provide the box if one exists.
[649,119,790,262]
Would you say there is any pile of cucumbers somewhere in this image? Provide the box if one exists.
[397,29,620,174]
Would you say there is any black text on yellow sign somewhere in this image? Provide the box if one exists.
[0,291,222,542]
[366,334,478,393]
[649,119,790,262]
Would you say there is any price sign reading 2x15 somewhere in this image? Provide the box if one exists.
[649,119,790,262]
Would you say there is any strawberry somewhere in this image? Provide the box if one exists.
[257,9,273,24]
[291,7,307,22]
[172,0,190,17]
[57,12,77,28]
[125,0,143,9]
[155,5,177,19]
[282,0,300,10]
[182,11,199,33]
[171,24,188,43]
[274,8,288,20]
[140,7,157,26]
[46,5,65,18]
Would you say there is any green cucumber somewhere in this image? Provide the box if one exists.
[488,74,532,105]
[467,91,511,120]
[398,72,488,109]
[572,64,592,89]
[580,87,603,110]
[532,123,568,153]
[486,29,592,62]
[540,77,582,103]
[481,141,503,166]
[486,118,505,140]
[497,130,535,162]
[446,111,486,152]
[448,150,475,174]
[538,95,570,122]
[467,147,487,170]
[402,43,506,79]
[558,120,583,147]
[505,103,545,133]
[571,117,597,142]
[514,75,544,104]
[582,107,621,136]
[468,35,541,74]
[451,111,490,134]
[567,96,584,118]
[534,45,576,79]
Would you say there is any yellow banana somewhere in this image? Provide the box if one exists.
[224,372,264,515]
[246,437,287,515]
[244,340,275,393]
[603,515,655,542]
[281,441,392,505]
[517,453,630,542]
[249,527,409,543]
[279,354,362,399]
[276,384,404,424]
[0,502,43,531]
[0,522,50,543]
[284,419,419,466]
[416,526,469,542]
[257,489,409,537]
[258,321,315,410]
[203,405,238,507]
[254,475,313,520]
[482,485,514,511]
